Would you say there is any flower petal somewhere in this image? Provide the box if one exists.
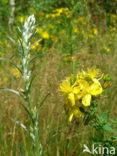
[90,79,102,96]
[60,78,72,93]
[68,93,75,106]
[69,107,83,122]
[73,108,83,118]
[82,94,91,106]
[69,113,73,122]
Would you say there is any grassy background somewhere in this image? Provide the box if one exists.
[0,0,117,155]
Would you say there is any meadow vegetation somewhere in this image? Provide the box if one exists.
[0,0,117,155]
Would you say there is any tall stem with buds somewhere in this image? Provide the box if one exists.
[19,15,41,155]
[0,15,48,156]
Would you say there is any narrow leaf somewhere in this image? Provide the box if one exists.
[27,75,35,93]
[31,39,42,48]
[18,38,25,57]
[11,118,30,135]
[0,88,24,99]
[7,36,16,44]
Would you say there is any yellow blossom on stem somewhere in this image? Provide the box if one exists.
[60,68,103,121]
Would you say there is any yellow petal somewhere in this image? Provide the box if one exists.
[69,113,73,122]
[73,108,83,118]
[69,107,83,122]
[73,87,80,94]
[68,93,75,106]
[82,94,91,106]
[90,79,102,96]
[76,92,84,100]
[60,78,72,93]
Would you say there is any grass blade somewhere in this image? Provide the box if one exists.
[38,92,50,112]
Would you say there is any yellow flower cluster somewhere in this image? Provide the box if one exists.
[18,16,27,23]
[31,42,41,50]
[73,17,87,25]
[109,14,117,24]
[37,28,50,39]
[60,69,103,122]
[10,68,21,78]
[103,46,110,53]
[46,8,71,18]
[88,28,98,39]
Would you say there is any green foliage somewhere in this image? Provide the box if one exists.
[0,0,117,155]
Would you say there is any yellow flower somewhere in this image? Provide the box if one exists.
[73,27,80,34]
[10,68,21,78]
[31,42,40,50]
[19,38,23,43]
[107,48,110,53]
[104,47,110,53]
[93,28,98,35]
[60,78,79,106]
[60,68,103,121]
[60,78,72,93]
[37,27,49,39]
[82,94,91,106]
[68,93,75,106]
[69,107,83,122]
[37,28,43,34]
[76,80,89,99]
[47,8,71,18]
[90,79,103,96]
[18,16,25,23]
[87,68,100,79]
[45,14,50,18]
[41,31,49,39]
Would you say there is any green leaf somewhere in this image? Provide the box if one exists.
[97,113,109,124]
[18,38,25,57]
[0,57,22,74]
[27,75,35,93]
[7,36,17,44]
[0,88,24,99]
[11,118,30,135]
[111,136,117,141]
[103,123,114,133]
[31,39,42,48]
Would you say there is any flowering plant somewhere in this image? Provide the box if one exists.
[60,68,103,121]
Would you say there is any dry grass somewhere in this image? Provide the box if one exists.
[0,31,117,155]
